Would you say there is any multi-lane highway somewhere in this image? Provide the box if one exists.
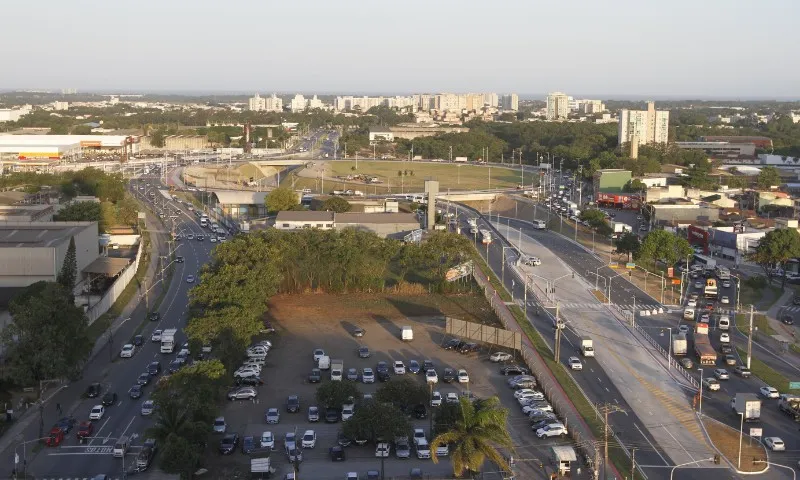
[9,175,214,479]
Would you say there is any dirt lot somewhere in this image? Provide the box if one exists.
[703,418,767,473]
[208,293,559,480]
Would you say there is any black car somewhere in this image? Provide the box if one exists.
[86,383,102,398]
[286,395,300,413]
[236,376,264,387]
[330,445,346,461]
[376,361,389,375]
[175,256,185,264]
[133,335,144,347]
[442,368,456,383]
[353,327,365,337]
[102,392,118,406]
[168,359,182,373]
[137,373,151,386]
[308,369,322,383]
[443,338,462,350]
[242,436,255,454]
[377,370,391,382]
[129,385,143,399]
[219,433,239,455]
[422,360,434,373]
[325,408,340,423]
[501,365,529,376]
[720,344,733,354]
[459,342,479,354]
[337,430,351,447]
[413,404,427,419]
[148,312,160,321]
[358,346,371,358]
[147,362,162,376]
[781,315,795,325]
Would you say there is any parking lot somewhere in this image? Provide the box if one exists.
[209,293,567,479]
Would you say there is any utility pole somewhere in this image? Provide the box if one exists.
[554,302,561,361]
[747,305,754,369]
[598,403,625,480]
[631,447,636,480]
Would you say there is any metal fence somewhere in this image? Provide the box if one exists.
[633,323,700,389]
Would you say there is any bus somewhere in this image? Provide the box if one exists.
[693,253,717,271]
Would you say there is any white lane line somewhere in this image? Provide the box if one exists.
[660,422,695,463]
[635,422,670,466]
[119,415,137,439]
[88,417,111,446]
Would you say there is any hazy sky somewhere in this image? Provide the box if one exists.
[2,0,798,98]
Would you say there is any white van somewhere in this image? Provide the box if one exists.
[318,355,330,370]
[401,326,414,341]
[533,220,546,230]
[718,316,730,331]
[113,436,129,458]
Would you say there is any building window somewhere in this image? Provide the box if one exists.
[326,224,333,228]
[282,223,289,228]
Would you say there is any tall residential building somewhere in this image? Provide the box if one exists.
[576,99,605,114]
[546,92,569,120]
[248,93,265,111]
[483,93,499,108]
[434,93,466,112]
[618,101,670,148]
[308,95,324,110]
[249,93,283,112]
[500,94,519,111]
[290,94,307,113]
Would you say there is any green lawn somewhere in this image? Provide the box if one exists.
[285,160,526,194]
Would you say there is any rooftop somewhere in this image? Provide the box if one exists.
[336,212,419,224]
[0,222,96,248]
[83,257,131,276]
[276,211,334,222]
[212,190,269,205]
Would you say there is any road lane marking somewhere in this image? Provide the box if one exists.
[119,415,136,439]
[635,423,670,465]
[88,417,111,446]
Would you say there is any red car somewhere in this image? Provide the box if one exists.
[77,421,93,443]
[45,427,64,447]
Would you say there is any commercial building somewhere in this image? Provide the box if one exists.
[275,211,419,238]
[593,169,631,194]
[210,191,269,221]
[368,124,469,141]
[0,106,32,123]
[546,92,569,120]
[0,135,140,162]
[141,135,207,151]
[369,127,394,142]
[617,101,669,147]
[0,205,55,222]
[687,224,765,262]
[674,141,756,159]
[0,221,99,288]
[248,93,283,112]
[701,136,773,150]
[648,202,720,225]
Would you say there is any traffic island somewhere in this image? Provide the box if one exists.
[701,416,768,473]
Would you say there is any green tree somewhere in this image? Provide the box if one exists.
[1,282,91,386]
[626,179,647,193]
[159,433,202,480]
[315,381,362,409]
[321,196,352,213]
[614,232,641,262]
[265,186,299,214]
[55,201,101,225]
[150,129,167,148]
[430,396,513,476]
[343,401,410,444]
[208,327,246,374]
[375,377,429,409]
[100,201,117,232]
[57,237,77,294]
[748,228,800,285]
[116,195,139,226]
[71,125,93,135]
[636,229,693,268]
[757,166,782,189]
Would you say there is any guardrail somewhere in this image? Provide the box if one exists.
[633,323,700,389]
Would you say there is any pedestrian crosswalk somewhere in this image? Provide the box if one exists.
[525,301,664,312]
[781,305,800,314]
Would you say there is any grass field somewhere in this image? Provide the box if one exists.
[285,160,527,194]
[703,417,767,472]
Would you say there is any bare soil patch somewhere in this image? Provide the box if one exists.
[703,418,767,473]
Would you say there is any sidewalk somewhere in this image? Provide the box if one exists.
[0,210,165,458]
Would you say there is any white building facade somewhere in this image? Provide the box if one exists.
[618,101,669,147]
[546,92,569,120]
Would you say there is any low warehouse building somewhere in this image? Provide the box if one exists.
[274,211,419,238]
[0,221,99,288]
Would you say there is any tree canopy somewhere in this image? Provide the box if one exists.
[315,381,362,409]
[343,401,410,444]
[614,232,641,262]
[635,230,693,268]
[375,377,429,409]
[265,186,299,214]
[321,196,352,213]
[748,228,800,284]
[1,282,91,385]
[757,166,782,189]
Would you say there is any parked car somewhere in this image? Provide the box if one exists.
[308,368,322,383]
[219,433,239,455]
[490,352,513,362]
[228,387,258,401]
[442,368,456,383]
[407,360,421,374]
[501,365,529,376]
[286,395,300,413]
[265,408,280,424]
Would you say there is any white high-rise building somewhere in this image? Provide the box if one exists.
[546,92,569,120]
[618,101,670,147]
[249,93,266,111]
[308,95,324,109]
[290,94,307,113]
[483,93,499,108]
[249,93,283,112]
[500,94,519,111]
[576,99,605,114]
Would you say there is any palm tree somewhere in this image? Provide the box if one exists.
[430,396,513,477]
[146,402,191,442]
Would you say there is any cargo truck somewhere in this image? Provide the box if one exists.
[160,328,177,354]
[331,359,344,381]
[610,221,632,233]
[778,394,800,421]
[672,333,687,356]
[693,322,717,365]
[580,337,595,357]
[731,393,761,422]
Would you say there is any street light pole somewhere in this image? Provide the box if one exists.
[698,368,704,416]
[737,411,745,469]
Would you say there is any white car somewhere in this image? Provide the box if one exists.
[720,296,730,304]
[490,352,513,362]
[425,369,438,384]
[568,357,583,370]
[514,389,544,401]
[536,423,568,438]
[457,369,470,383]
[375,442,390,457]
[301,430,316,449]
[720,332,730,343]
[760,386,780,399]
[687,300,697,308]
[445,392,459,404]
[341,403,355,421]
[150,329,162,342]
[89,405,105,420]
[234,368,259,378]
[313,349,325,362]
[764,437,785,451]
[210,236,217,243]
[703,378,721,391]
[522,403,554,414]
[413,428,426,445]
[260,431,274,449]
[393,361,406,375]
[430,391,442,407]
[362,368,375,384]
[120,344,135,358]
[186,275,195,283]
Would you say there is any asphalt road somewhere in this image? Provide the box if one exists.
[14,175,214,479]
[491,215,799,479]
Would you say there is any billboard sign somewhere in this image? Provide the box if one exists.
[445,261,474,282]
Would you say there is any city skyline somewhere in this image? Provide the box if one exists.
[1,0,799,98]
